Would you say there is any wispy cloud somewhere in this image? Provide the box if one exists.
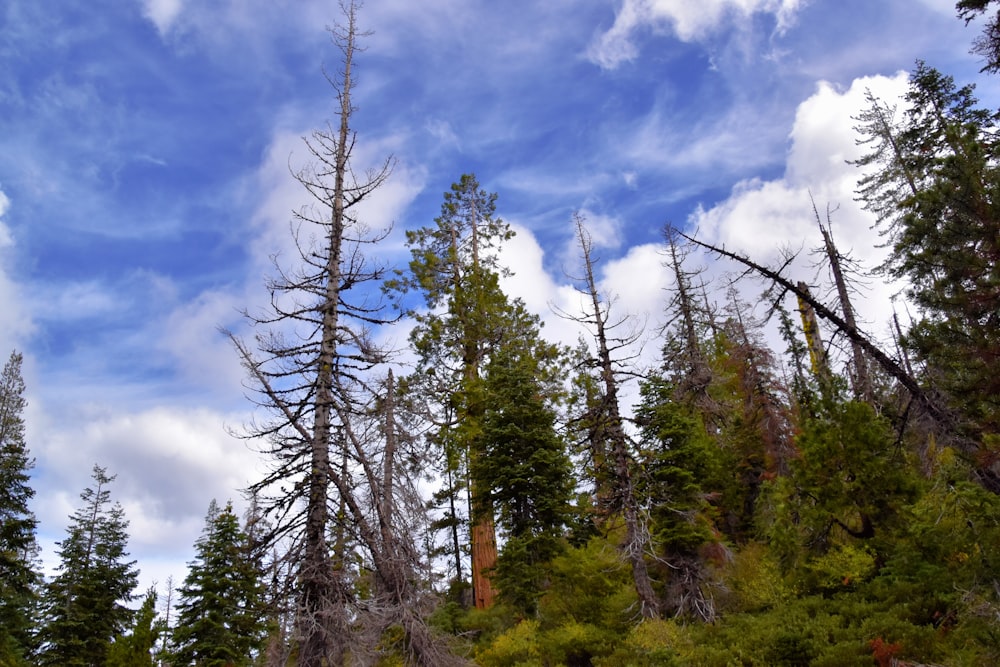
[588,0,805,69]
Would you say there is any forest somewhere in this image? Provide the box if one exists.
[1,1,1000,665]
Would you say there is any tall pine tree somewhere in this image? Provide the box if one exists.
[0,350,39,665]
[395,173,515,610]
[38,465,138,666]
[854,63,1000,474]
[170,500,267,667]
[474,309,572,616]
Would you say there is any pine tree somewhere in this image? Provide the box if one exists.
[474,310,572,616]
[37,465,138,666]
[636,378,725,622]
[106,588,158,667]
[0,350,39,665]
[170,500,267,667]
[395,173,515,610]
[854,63,1000,466]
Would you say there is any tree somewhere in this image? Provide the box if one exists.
[474,310,573,616]
[0,350,39,665]
[228,2,396,662]
[811,202,874,403]
[230,7,460,663]
[106,588,159,667]
[560,216,660,618]
[636,378,725,622]
[37,465,139,666]
[854,63,1000,467]
[957,0,1000,72]
[395,173,515,610]
[169,500,267,667]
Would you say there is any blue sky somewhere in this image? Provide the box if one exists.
[1,0,994,594]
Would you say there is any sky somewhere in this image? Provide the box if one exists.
[1,0,997,599]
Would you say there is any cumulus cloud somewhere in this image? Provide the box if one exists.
[32,403,259,585]
[692,72,912,352]
[589,0,805,68]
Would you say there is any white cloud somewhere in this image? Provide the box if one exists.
[140,0,186,35]
[500,222,564,318]
[31,280,120,322]
[159,289,246,396]
[0,190,11,248]
[32,403,260,586]
[589,0,805,68]
[691,72,913,356]
[618,98,788,178]
[0,189,33,353]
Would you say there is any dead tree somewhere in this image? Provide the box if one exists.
[226,3,460,663]
[557,214,660,619]
[675,230,950,429]
[809,200,874,402]
[659,226,716,406]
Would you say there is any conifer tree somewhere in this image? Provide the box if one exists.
[106,588,158,667]
[170,500,267,667]
[474,308,572,616]
[227,3,408,662]
[37,465,138,667]
[395,173,515,610]
[561,216,659,618]
[636,377,725,622]
[854,63,1000,469]
[0,350,39,665]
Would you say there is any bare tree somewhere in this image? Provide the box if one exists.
[227,4,459,664]
[674,229,951,430]
[558,214,659,619]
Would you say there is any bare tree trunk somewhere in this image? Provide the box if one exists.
[796,281,830,380]
[812,203,873,402]
[573,215,660,619]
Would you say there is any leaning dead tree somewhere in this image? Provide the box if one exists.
[228,4,462,664]
[674,228,948,429]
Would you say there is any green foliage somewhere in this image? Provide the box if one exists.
[105,588,158,667]
[636,376,727,619]
[717,542,791,613]
[170,500,268,667]
[855,62,1000,440]
[476,327,573,616]
[37,465,139,667]
[779,400,915,565]
[474,619,542,667]
[537,534,636,633]
[0,351,39,666]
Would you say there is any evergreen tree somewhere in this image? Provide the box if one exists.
[958,0,1000,73]
[854,63,1000,465]
[106,588,158,667]
[170,500,267,667]
[394,173,516,610]
[636,376,726,622]
[0,350,39,665]
[37,465,138,667]
[474,311,572,616]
